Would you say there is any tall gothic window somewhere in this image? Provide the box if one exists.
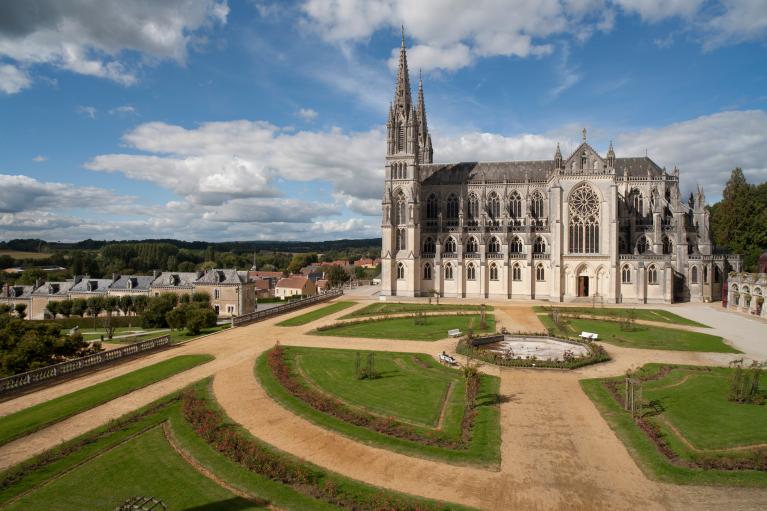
[488,192,501,221]
[445,263,454,280]
[531,191,544,219]
[397,262,405,279]
[509,191,522,218]
[632,190,643,214]
[398,123,405,152]
[648,265,658,285]
[703,266,708,284]
[490,263,499,281]
[423,263,432,280]
[580,152,587,170]
[488,237,501,254]
[533,236,546,254]
[662,236,673,255]
[467,263,476,280]
[446,194,459,220]
[467,193,479,224]
[423,237,435,254]
[426,194,438,220]
[444,237,456,254]
[714,266,721,283]
[466,237,478,253]
[636,236,650,254]
[396,228,407,251]
[512,263,521,281]
[691,266,698,284]
[621,265,631,284]
[568,184,600,254]
[394,191,407,225]
[536,264,545,281]
[510,236,523,254]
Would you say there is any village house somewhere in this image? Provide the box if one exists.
[194,268,256,317]
[0,283,35,316]
[29,279,78,320]
[275,275,317,299]
[149,271,201,298]
[107,274,155,298]
[68,277,114,300]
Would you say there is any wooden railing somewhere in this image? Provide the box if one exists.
[0,335,171,395]
[232,290,343,327]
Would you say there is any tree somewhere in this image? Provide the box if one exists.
[165,307,187,331]
[46,301,60,319]
[14,303,27,320]
[58,299,73,318]
[119,295,133,317]
[132,294,148,316]
[0,304,11,315]
[191,291,210,304]
[141,293,178,328]
[17,269,47,286]
[71,299,87,317]
[326,265,350,288]
[103,296,119,339]
[86,296,104,329]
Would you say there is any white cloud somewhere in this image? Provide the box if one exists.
[388,43,472,73]
[77,105,97,119]
[0,0,228,89]
[0,174,132,214]
[109,105,137,115]
[701,0,767,50]
[296,107,318,121]
[614,0,704,22]
[333,192,381,216]
[32,155,47,163]
[0,64,31,94]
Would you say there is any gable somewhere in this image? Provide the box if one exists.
[563,143,606,174]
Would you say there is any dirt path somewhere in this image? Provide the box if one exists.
[1,298,765,510]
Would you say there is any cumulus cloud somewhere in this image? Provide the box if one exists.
[77,105,97,119]
[0,174,132,214]
[109,105,137,115]
[0,0,228,90]
[296,107,318,121]
[0,64,31,93]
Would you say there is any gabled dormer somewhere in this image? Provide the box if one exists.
[562,129,611,175]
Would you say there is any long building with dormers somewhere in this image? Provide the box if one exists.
[381,35,741,303]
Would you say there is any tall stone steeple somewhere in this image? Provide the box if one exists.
[387,27,419,159]
[394,26,412,114]
[416,70,433,163]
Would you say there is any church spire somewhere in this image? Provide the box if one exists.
[554,143,563,169]
[607,140,615,168]
[416,70,433,163]
[393,26,412,114]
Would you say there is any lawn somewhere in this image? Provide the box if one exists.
[343,302,493,318]
[540,315,737,353]
[0,250,53,260]
[312,313,496,341]
[581,364,767,486]
[80,326,167,340]
[0,354,213,447]
[257,347,501,466]
[276,301,356,326]
[107,325,230,345]
[4,426,260,511]
[532,305,707,327]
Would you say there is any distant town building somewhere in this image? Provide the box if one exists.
[275,276,317,299]
[194,269,256,317]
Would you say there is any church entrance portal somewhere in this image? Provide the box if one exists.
[577,276,590,297]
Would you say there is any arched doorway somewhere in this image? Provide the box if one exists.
[575,264,591,297]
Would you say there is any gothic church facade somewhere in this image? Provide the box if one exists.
[381,35,740,303]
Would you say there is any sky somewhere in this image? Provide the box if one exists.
[0,0,766,243]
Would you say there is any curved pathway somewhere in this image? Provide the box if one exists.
[0,299,765,510]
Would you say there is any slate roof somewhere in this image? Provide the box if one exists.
[196,269,250,285]
[70,278,113,293]
[151,271,200,289]
[110,275,155,291]
[2,285,34,299]
[32,281,74,297]
[421,156,663,185]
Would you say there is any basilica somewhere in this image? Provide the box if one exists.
[380,35,741,303]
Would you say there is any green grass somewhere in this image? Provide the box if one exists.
[343,302,493,319]
[580,365,767,486]
[80,327,167,340]
[313,314,496,341]
[276,301,355,326]
[0,250,52,260]
[107,324,230,345]
[541,316,737,353]
[532,306,708,327]
[0,355,213,447]
[257,348,501,466]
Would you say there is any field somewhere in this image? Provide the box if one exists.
[312,314,496,341]
[257,347,501,465]
[581,364,767,486]
[0,355,213,447]
[276,301,355,326]
[0,250,52,260]
[343,302,492,318]
[538,315,737,353]
[533,306,707,327]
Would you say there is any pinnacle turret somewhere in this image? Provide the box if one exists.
[393,26,412,115]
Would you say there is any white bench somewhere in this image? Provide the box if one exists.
[439,353,457,365]
[580,331,598,341]
[448,328,462,338]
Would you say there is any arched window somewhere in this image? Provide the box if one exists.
[488,192,500,221]
[621,265,631,284]
[423,263,432,280]
[662,236,673,255]
[397,262,405,280]
[446,194,459,220]
[445,263,454,280]
[394,191,407,225]
[510,236,522,254]
[632,190,643,214]
[490,263,498,281]
[396,228,407,251]
[467,263,476,280]
[423,237,435,255]
[568,184,600,254]
[509,191,522,218]
[536,264,545,281]
[580,151,587,169]
[398,124,405,152]
[533,236,546,254]
[466,237,478,253]
[636,236,649,255]
[531,191,544,219]
[691,266,698,284]
[648,265,658,285]
[467,193,479,224]
[426,194,438,220]
[714,266,721,283]
[703,265,708,284]
[444,237,456,254]
[512,263,521,281]
[488,237,501,254]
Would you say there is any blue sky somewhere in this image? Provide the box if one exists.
[1,0,766,242]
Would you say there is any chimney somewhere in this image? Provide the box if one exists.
[153,269,159,280]
[112,272,118,282]
[35,278,42,290]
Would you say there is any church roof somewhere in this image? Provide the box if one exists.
[421,156,663,184]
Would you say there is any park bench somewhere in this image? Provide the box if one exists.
[439,352,458,366]
[579,331,598,341]
[447,328,462,338]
